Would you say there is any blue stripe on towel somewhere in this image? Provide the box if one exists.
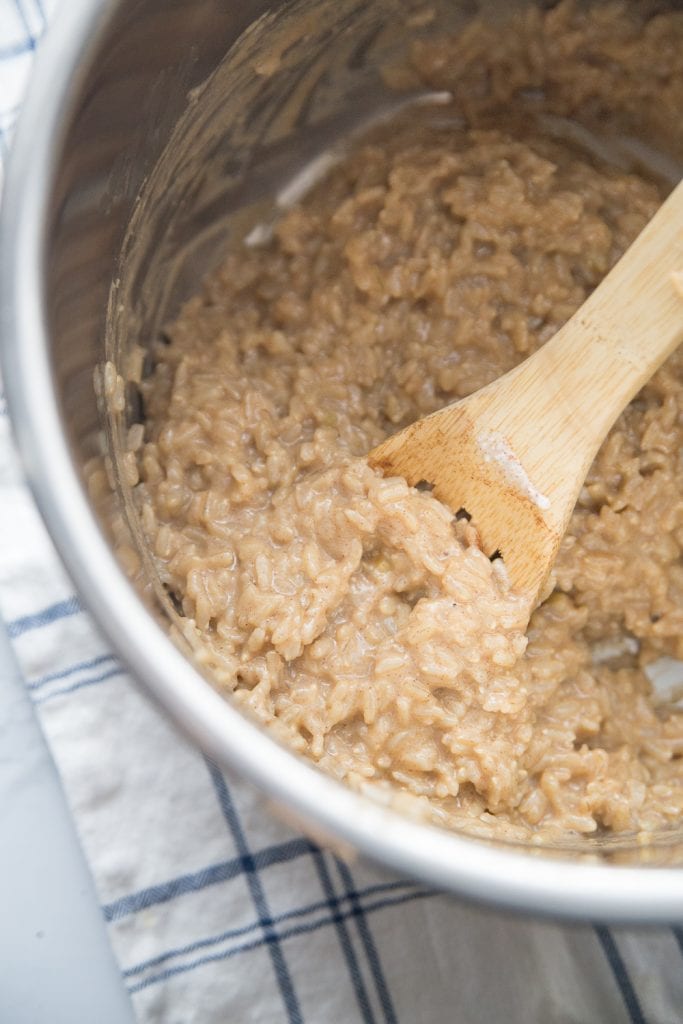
[7,595,82,638]
[126,889,432,996]
[336,859,399,1024]
[28,653,118,691]
[103,837,316,922]
[595,926,648,1024]
[122,879,421,980]
[208,762,304,1024]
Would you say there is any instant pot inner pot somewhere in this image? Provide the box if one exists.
[58,0,683,864]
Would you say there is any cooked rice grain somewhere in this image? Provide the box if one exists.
[135,2,683,842]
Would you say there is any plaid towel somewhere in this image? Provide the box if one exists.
[2,3,683,1021]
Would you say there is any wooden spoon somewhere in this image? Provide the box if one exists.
[369,179,683,606]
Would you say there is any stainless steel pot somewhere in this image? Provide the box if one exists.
[3,0,683,922]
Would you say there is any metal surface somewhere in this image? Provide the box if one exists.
[2,0,683,922]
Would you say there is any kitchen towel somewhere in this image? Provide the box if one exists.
[2,2,683,1021]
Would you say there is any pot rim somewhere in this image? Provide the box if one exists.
[2,0,683,923]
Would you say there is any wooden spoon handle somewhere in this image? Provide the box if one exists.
[370,179,683,600]
[536,177,683,440]
[463,178,683,528]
